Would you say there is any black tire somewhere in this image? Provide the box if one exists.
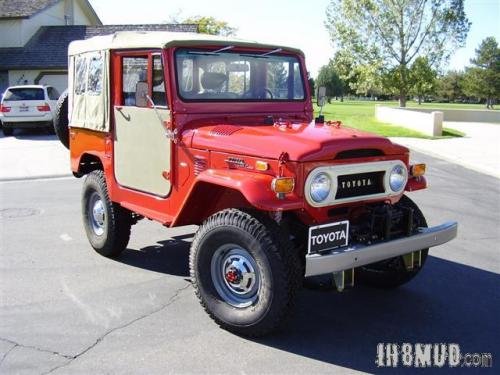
[54,90,69,149]
[190,209,301,337]
[82,170,131,257]
[2,127,13,136]
[356,195,429,288]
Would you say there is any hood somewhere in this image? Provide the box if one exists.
[189,121,408,162]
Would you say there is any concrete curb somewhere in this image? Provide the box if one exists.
[0,173,73,183]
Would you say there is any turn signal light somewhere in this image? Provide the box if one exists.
[271,177,295,194]
[255,161,269,171]
[411,163,426,177]
[37,103,51,112]
[0,104,11,112]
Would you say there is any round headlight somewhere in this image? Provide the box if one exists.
[389,164,407,192]
[310,172,331,203]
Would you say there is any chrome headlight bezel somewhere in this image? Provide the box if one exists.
[309,172,332,203]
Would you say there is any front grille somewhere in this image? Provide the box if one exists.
[335,171,385,199]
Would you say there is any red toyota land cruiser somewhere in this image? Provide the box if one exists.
[54,31,457,336]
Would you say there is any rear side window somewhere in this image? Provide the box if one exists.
[74,51,104,96]
[47,87,60,100]
[3,88,44,101]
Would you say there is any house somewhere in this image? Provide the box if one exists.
[0,0,197,93]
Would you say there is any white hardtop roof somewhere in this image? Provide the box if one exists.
[68,31,304,56]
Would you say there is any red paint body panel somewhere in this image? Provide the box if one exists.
[191,122,408,161]
[69,44,426,229]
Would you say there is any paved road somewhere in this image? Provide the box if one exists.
[0,153,499,374]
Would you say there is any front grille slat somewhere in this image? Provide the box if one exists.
[335,171,385,199]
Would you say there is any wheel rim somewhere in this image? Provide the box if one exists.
[88,191,105,236]
[210,245,260,308]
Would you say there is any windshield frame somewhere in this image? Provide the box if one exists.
[173,47,307,103]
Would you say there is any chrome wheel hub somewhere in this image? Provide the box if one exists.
[211,245,260,307]
[88,192,105,236]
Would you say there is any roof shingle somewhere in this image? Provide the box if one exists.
[0,0,61,19]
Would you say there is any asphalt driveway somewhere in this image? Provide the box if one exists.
[0,152,498,374]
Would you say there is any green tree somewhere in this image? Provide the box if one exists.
[316,60,343,100]
[330,50,358,100]
[353,62,385,98]
[326,0,470,107]
[436,70,465,102]
[409,57,437,104]
[463,37,500,109]
[183,16,237,36]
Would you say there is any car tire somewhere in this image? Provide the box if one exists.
[356,195,429,288]
[54,90,69,149]
[82,170,131,257]
[2,127,13,136]
[190,209,300,336]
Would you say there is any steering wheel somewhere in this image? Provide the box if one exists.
[264,89,274,99]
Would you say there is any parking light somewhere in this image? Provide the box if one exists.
[271,177,295,195]
[0,104,11,112]
[410,163,426,177]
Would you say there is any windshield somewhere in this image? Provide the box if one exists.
[3,88,44,101]
[175,49,305,101]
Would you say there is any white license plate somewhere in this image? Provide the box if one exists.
[308,220,349,254]
[19,106,29,112]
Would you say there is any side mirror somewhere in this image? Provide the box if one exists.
[135,81,149,107]
[315,86,326,124]
[317,86,326,107]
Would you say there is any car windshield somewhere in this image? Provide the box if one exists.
[175,48,305,101]
[3,88,44,101]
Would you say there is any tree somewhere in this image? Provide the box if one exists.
[436,70,465,102]
[183,16,236,36]
[463,37,500,109]
[326,0,470,107]
[353,62,385,98]
[409,57,437,104]
[330,50,358,100]
[316,61,343,100]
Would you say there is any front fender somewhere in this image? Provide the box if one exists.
[195,169,304,211]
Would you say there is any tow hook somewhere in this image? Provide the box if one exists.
[333,268,355,292]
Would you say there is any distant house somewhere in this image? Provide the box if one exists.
[0,0,197,93]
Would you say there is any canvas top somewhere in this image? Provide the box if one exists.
[68,31,304,56]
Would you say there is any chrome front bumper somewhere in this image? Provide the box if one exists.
[305,221,458,277]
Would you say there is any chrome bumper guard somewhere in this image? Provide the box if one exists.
[305,221,458,277]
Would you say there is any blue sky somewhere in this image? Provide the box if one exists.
[88,0,499,76]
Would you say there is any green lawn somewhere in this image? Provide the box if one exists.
[313,100,479,138]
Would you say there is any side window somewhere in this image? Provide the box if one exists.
[47,87,60,100]
[87,53,103,96]
[75,55,87,95]
[122,57,148,106]
[152,55,167,107]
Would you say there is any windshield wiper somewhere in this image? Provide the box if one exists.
[260,48,282,56]
[187,45,234,56]
[240,48,283,59]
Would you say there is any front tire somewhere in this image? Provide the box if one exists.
[82,170,131,257]
[190,209,300,336]
[2,127,13,136]
[357,195,429,288]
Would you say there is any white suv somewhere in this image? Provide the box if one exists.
[0,85,60,136]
